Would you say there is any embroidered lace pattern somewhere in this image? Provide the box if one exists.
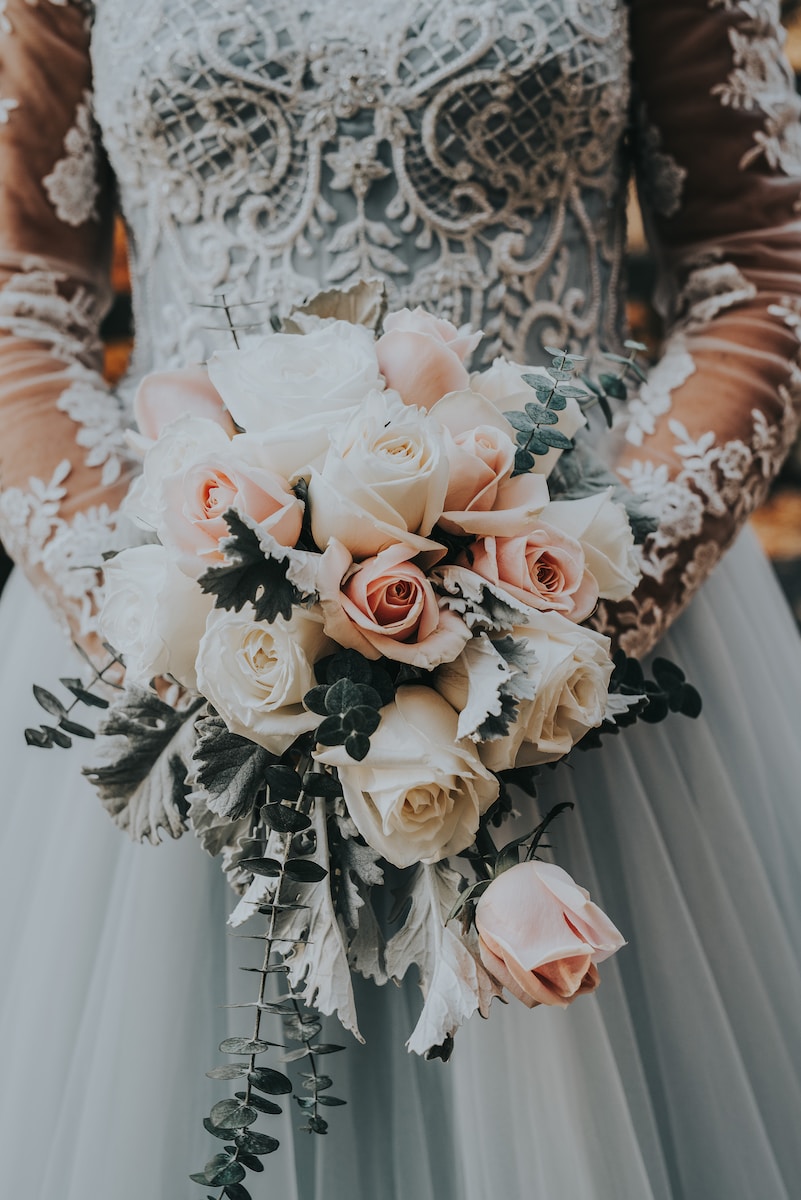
[1,0,801,659]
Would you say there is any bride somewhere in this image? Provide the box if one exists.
[1,1,801,1197]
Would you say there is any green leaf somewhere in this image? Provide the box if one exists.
[284,858,328,883]
[264,764,303,802]
[323,649,374,685]
[239,857,282,877]
[238,1130,280,1155]
[344,732,371,761]
[44,724,73,749]
[280,1045,313,1063]
[503,410,534,432]
[315,715,346,745]
[598,372,627,400]
[235,1091,283,1116]
[342,706,380,735]
[300,1073,333,1092]
[306,1115,329,1134]
[60,678,109,708]
[303,685,330,716]
[220,1037,276,1055]
[523,401,559,425]
[206,1064,250,1080]
[234,1153,263,1174]
[317,1095,347,1106]
[33,685,67,718]
[535,427,573,450]
[248,1067,293,1095]
[263,804,311,834]
[210,1099,258,1129]
[224,1185,254,1200]
[25,726,53,748]
[308,1043,346,1055]
[203,1117,237,1141]
[301,771,342,798]
[204,1153,246,1187]
[59,717,95,739]
[652,657,686,690]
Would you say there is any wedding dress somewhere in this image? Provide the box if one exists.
[1,1,801,1197]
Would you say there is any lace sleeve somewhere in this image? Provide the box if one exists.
[602,0,801,655]
[0,0,133,643]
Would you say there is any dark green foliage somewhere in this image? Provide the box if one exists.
[198,509,311,623]
[305,649,393,760]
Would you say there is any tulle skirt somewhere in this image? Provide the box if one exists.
[1,526,800,1200]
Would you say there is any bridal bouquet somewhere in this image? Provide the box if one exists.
[27,283,700,1195]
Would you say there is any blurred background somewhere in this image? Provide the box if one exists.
[3,12,801,620]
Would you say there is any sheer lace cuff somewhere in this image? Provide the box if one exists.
[603,0,801,655]
[0,1,134,642]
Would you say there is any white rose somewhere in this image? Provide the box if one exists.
[307,390,449,559]
[538,490,641,601]
[314,685,499,869]
[100,544,213,690]
[436,611,612,770]
[472,359,586,477]
[196,605,333,755]
[206,321,383,474]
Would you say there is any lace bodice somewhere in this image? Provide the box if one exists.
[91,0,630,375]
[2,0,801,654]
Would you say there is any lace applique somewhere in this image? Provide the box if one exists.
[710,0,801,176]
[91,0,632,369]
[0,261,128,481]
[676,261,757,327]
[620,337,696,447]
[43,89,101,227]
[0,460,124,638]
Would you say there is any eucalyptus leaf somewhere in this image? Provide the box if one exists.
[235,1091,283,1116]
[210,1099,258,1129]
[204,1153,246,1187]
[224,1185,254,1200]
[317,1095,347,1107]
[284,858,328,883]
[263,764,303,802]
[59,717,95,739]
[263,805,311,834]
[220,1037,277,1055]
[203,1117,237,1142]
[238,1130,280,1155]
[206,1064,250,1080]
[33,685,67,718]
[239,857,282,877]
[248,1067,293,1096]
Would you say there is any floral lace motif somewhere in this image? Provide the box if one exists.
[43,89,101,226]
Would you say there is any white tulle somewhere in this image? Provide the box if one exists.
[1,524,800,1199]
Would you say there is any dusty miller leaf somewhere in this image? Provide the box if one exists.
[190,713,274,821]
[284,798,362,1040]
[432,565,534,633]
[83,688,202,844]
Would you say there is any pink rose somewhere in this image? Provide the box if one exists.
[377,307,481,411]
[159,447,303,578]
[475,861,625,1008]
[316,540,470,668]
[439,425,549,537]
[133,367,236,441]
[461,526,599,622]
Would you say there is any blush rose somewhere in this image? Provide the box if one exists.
[475,861,625,1008]
[377,308,481,410]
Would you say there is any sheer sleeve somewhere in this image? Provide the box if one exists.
[0,0,133,643]
[603,0,801,655]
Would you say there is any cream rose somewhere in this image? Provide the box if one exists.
[196,606,333,755]
[436,611,612,770]
[461,526,599,622]
[539,490,640,601]
[472,359,586,477]
[158,439,304,578]
[133,366,236,441]
[100,544,213,690]
[314,686,499,868]
[316,539,471,668]
[123,416,233,534]
[307,390,449,559]
[475,861,625,1008]
[206,321,382,473]
[377,308,481,410]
